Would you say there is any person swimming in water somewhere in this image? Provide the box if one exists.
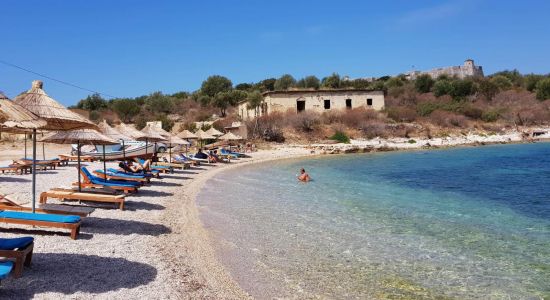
[297,168,311,182]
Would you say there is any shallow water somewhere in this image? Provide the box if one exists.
[198,143,550,299]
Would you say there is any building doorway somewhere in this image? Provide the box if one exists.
[297,100,306,112]
[346,99,352,109]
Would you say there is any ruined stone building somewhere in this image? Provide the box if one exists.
[406,59,484,80]
[237,89,385,120]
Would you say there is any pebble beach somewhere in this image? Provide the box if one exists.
[0,142,310,299]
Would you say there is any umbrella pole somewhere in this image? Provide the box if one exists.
[145,139,148,157]
[42,132,45,160]
[154,142,157,162]
[103,145,107,182]
[77,140,82,192]
[122,140,126,161]
[31,129,37,213]
[169,143,172,163]
[24,133,27,158]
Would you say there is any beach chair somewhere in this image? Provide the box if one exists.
[59,154,95,162]
[157,157,190,170]
[0,237,34,278]
[174,154,199,166]
[0,193,93,217]
[135,158,173,173]
[41,189,127,210]
[220,149,240,159]
[0,261,14,282]
[107,168,154,178]
[93,169,149,184]
[180,154,209,164]
[75,167,140,194]
[19,158,57,170]
[0,164,27,175]
[0,210,81,239]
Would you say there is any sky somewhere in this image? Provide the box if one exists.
[1,0,549,106]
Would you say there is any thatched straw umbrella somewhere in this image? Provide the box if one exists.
[41,129,117,191]
[115,122,145,140]
[205,127,223,137]
[194,129,215,147]
[218,132,243,141]
[177,129,198,139]
[98,120,131,160]
[147,125,189,163]
[14,80,98,209]
[138,124,166,158]
[1,93,47,158]
[177,130,197,154]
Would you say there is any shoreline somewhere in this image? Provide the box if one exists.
[167,137,550,298]
[156,147,313,298]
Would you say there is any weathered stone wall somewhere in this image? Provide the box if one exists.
[237,90,385,120]
[407,59,484,80]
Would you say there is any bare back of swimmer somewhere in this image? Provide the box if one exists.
[298,168,311,182]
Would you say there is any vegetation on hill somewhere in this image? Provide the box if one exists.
[73,70,550,142]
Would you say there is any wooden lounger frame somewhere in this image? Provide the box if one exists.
[0,215,81,240]
[155,161,190,170]
[0,195,92,217]
[0,241,33,278]
[93,170,149,184]
[59,154,95,162]
[77,168,138,194]
[42,189,126,210]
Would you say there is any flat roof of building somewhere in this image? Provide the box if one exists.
[262,89,383,96]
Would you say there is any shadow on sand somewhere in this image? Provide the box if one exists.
[132,190,173,198]
[82,217,171,236]
[0,253,157,299]
[0,227,93,240]
[0,177,31,183]
[124,201,165,211]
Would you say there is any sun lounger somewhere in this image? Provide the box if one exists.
[0,194,93,217]
[0,165,28,175]
[19,158,57,170]
[180,154,209,164]
[157,159,190,170]
[0,237,34,278]
[41,189,126,210]
[59,154,95,162]
[76,167,140,194]
[93,169,149,184]
[0,261,14,281]
[0,210,81,239]
[174,155,199,166]
[21,157,67,167]
[135,158,172,173]
[220,149,240,159]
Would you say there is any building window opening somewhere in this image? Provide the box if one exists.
[367,98,373,106]
[261,102,268,115]
[346,99,352,109]
[324,99,331,109]
[297,100,306,112]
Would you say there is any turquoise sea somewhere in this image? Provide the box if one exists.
[198,143,550,299]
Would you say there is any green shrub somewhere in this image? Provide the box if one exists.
[450,79,476,100]
[481,110,500,122]
[408,139,417,144]
[433,80,452,97]
[536,78,550,101]
[330,131,350,143]
[414,74,434,93]
[416,102,440,116]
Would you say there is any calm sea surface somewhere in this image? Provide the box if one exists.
[198,143,550,299]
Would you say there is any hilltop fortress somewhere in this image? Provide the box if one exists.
[406,59,484,80]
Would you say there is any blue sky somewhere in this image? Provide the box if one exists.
[1,0,549,105]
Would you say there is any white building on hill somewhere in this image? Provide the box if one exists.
[237,89,385,120]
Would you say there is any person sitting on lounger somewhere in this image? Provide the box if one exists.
[297,168,311,182]
[119,161,146,173]
[195,148,208,159]
[209,150,223,163]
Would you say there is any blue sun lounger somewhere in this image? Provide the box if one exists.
[219,149,240,159]
[0,210,81,239]
[136,158,172,173]
[109,168,153,178]
[78,167,140,194]
[0,237,34,278]
[94,169,149,184]
[0,261,14,281]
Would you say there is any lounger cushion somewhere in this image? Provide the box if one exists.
[0,211,80,223]
[0,237,34,250]
[0,261,14,279]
